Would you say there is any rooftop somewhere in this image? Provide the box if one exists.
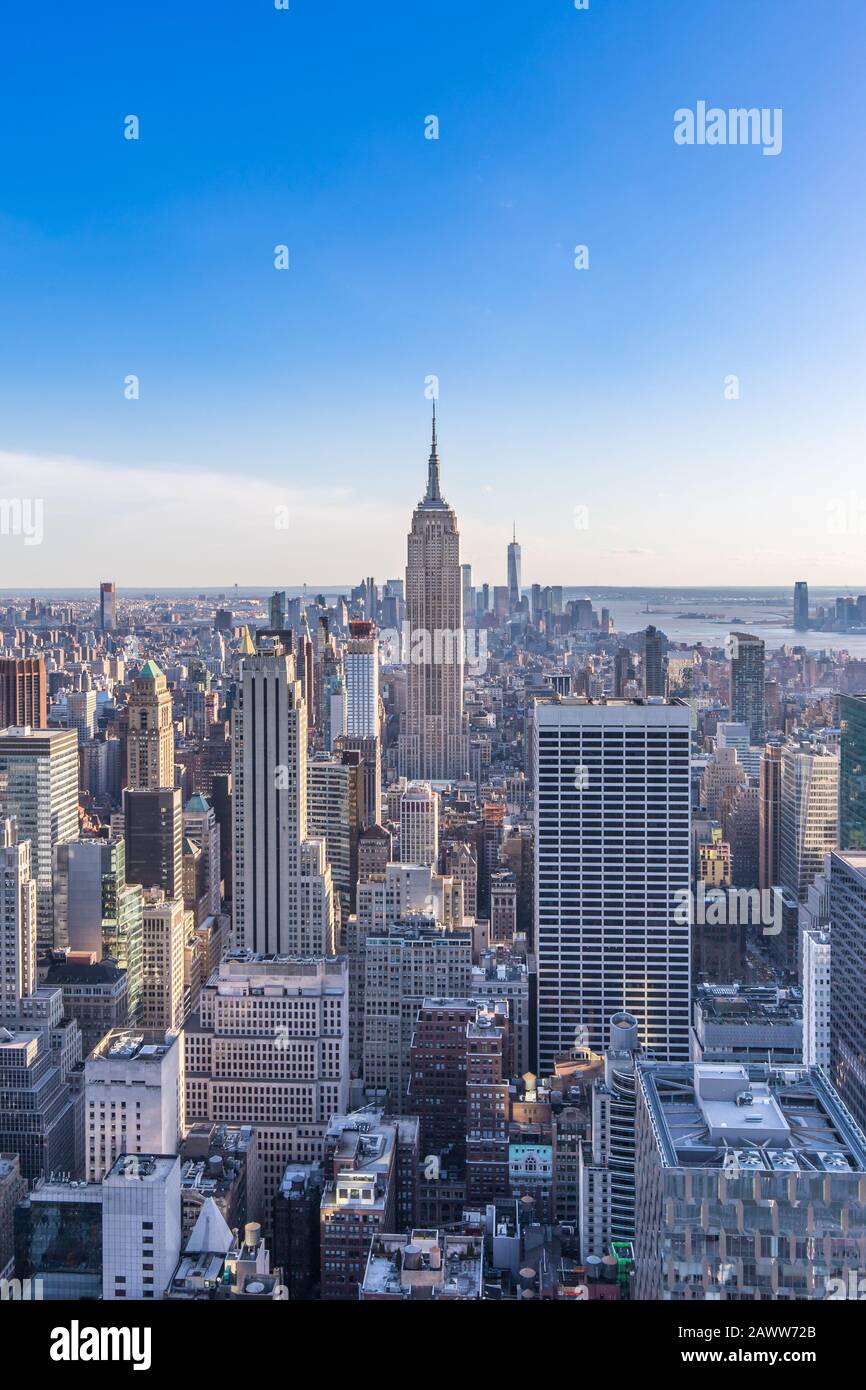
[638,1062,866,1174]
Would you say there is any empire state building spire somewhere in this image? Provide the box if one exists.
[424,401,444,506]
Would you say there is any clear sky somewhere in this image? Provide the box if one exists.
[1,0,864,588]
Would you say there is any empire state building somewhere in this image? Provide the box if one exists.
[398,410,469,782]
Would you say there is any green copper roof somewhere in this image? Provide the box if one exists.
[137,659,164,680]
[184,793,211,813]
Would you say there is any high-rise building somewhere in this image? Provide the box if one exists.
[729,632,766,743]
[66,690,97,744]
[53,836,144,1018]
[363,925,472,1112]
[307,753,362,925]
[0,1025,77,1183]
[643,626,665,698]
[794,580,809,632]
[124,787,184,900]
[633,1061,866,1300]
[759,743,782,891]
[0,727,79,949]
[399,781,439,867]
[231,637,335,956]
[140,890,187,1032]
[533,698,691,1071]
[184,953,349,1214]
[126,660,175,791]
[0,821,36,1022]
[780,743,839,902]
[102,1153,182,1301]
[0,1153,26,1280]
[333,733,381,829]
[579,1011,641,1260]
[839,694,866,849]
[99,581,117,632]
[345,619,379,738]
[802,927,831,1070]
[269,590,286,631]
[182,793,221,918]
[507,524,521,611]
[85,1028,183,1182]
[0,657,47,730]
[829,850,866,1127]
[398,410,469,782]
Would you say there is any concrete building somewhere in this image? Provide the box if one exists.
[84,1028,183,1181]
[0,656,47,729]
[53,837,143,1016]
[0,727,79,949]
[802,928,831,1070]
[126,659,176,791]
[691,984,803,1065]
[319,1109,398,1300]
[0,1153,26,1280]
[123,787,184,902]
[399,781,439,868]
[398,410,469,781]
[533,698,691,1070]
[184,953,349,1217]
[0,822,36,1022]
[102,1152,182,1301]
[363,925,472,1112]
[0,1025,76,1183]
[634,1061,866,1300]
[140,890,187,1032]
[780,742,839,902]
[232,637,336,957]
[360,1228,483,1300]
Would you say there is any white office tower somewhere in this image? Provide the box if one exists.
[66,690,97,744]
[579,1011,641,1260]
[399,781,439,867]
[140,890,187,1032]
[398,410,470,782]
[345,620,379,737]
[102,1153,182,1301]
[0,819,37,1021]
[184,952,349,1212]
[0,727,79,949]
[85,1029,183,1181]
[232,636,336,955]
[780,742,839,901]
[533,698,692,1072]
[183,794,221,917]
[715,722,760,778]
[802,927,831,1068]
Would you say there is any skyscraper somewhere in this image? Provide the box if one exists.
[533,697,691,1071]
[231,636,335,956]
[780,743,839,902]
[643,625,665,698]
[100,580,117,632]
[839,694,866,849]
[398,410,469,782]
[829,850,866,1127]
[507,524,521,611]
[0,657,47,730]
[345,619,379,738]
[0,727,79,948]
[124,787,184,900]
[729,632,766,743]
[126,660,176,791]
[399,782,439,867]
[0,821,37,1020]
[759,743,782,890]
[794,580,809,631]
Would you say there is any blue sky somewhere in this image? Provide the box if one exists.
[1,0,864,586]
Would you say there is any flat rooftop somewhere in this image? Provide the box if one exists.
[638,1062,866,1174]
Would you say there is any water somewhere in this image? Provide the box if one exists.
[564,587,866,657]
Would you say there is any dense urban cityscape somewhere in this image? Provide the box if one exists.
[1,0,862,1363]
[2,417,866,1324]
